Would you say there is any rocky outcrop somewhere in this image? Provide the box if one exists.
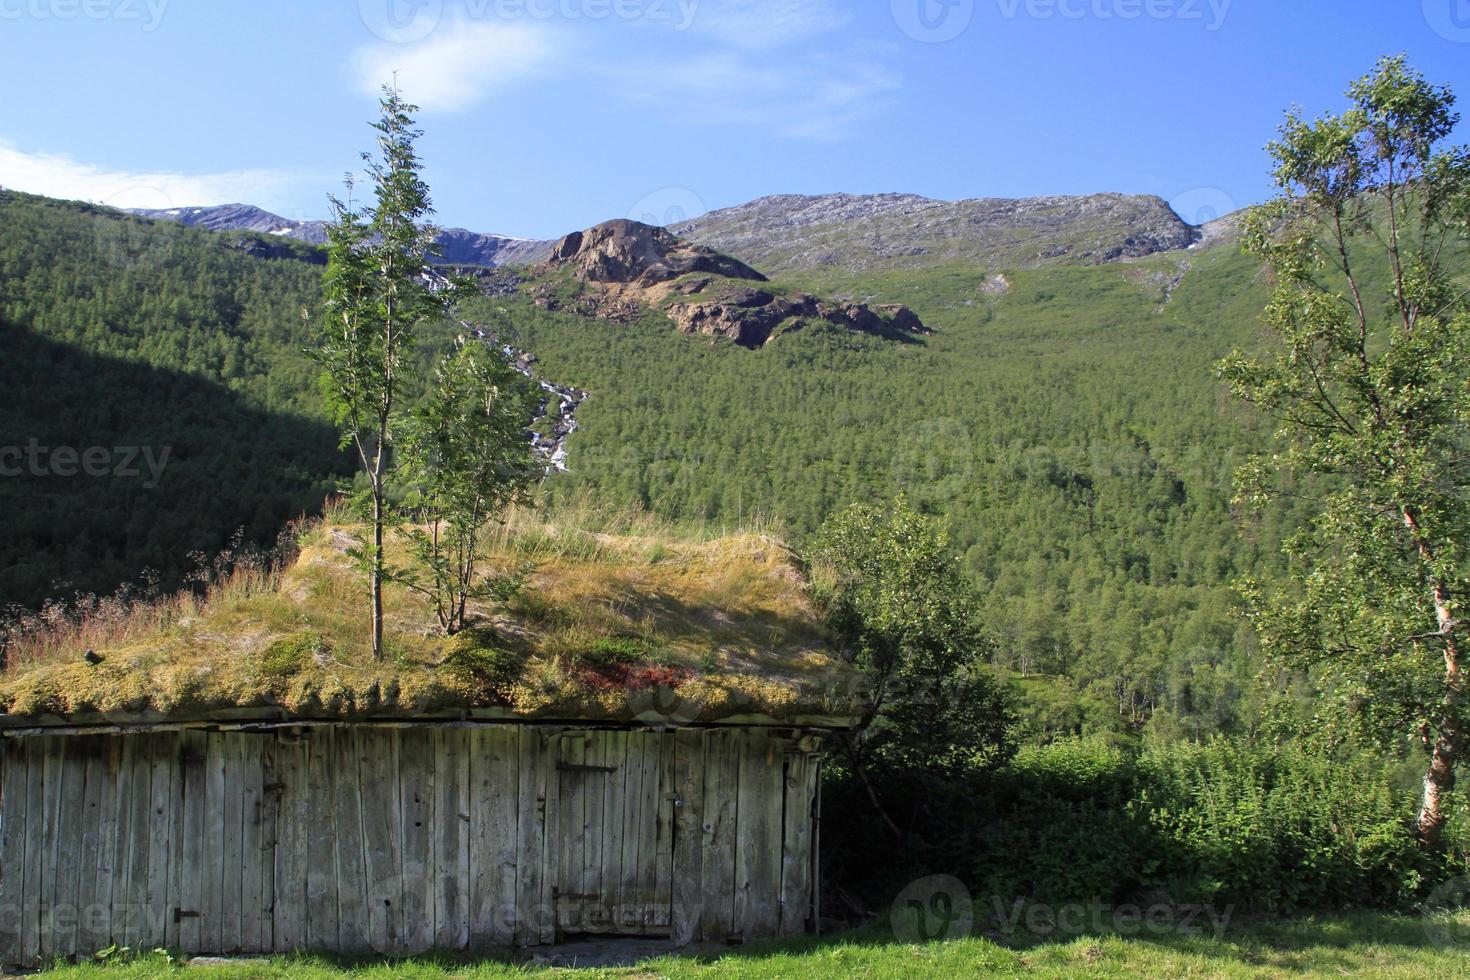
[538,219,928,349]
[545,218,765,286]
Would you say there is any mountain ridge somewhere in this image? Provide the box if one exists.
[130,203,552,267]
[672,191,1204,273]
[130,190,1224,276]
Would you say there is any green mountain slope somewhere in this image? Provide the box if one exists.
[0,192,354,609]
[461,235,1313,738]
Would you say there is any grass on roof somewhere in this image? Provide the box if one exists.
[0,502,864,725]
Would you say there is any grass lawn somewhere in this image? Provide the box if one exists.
[28,912,1470,978]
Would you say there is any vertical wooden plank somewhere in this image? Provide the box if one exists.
[141,734,171,949]
[93,738,120,952]
[176,731,207,955]
[467,727,492,949]
[671,729,706,945]
[469,726,517,948]
[597,731,626,935]
[272,731,308,953]
[433,727,470,951]
[237,733,263,954]
[38,736,64,961]
[19,738,45,964]
[126,736,154,949]
[636,732,664,930]
[163,734,186,953]
[541,730,559,945]
[73,738,108,958]
[359,728,400,955]
[332,727,369,956]
[0,738,28,966]
[653,731,675,930]
[105,736,134,952]
[200,731,225,953]
[779,752,815,937]
[219,735,244,953]
[398,726,435,954]
[556,732,584,936]
[616,732,645,935]
[305,727,339,953]
[258,733,278,954]
[699,728,737,942]
[582,732,606,934]
[734,732,784,940]
[513,727,550,946]
[52,738,85,961]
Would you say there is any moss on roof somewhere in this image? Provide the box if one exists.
[0,519,867,728]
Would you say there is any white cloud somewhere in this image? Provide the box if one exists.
[0,141,306,209]
[611,48,900,140]
[690,0,851,47]
[350,19,560,113]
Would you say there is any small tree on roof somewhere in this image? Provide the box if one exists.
[310,85,450,660]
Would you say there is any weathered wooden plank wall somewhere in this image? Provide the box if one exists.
[0,724,821,966]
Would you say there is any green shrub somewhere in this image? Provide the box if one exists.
[824,735,1466,916]
[443,629,522,700]
[1135,741,1437,912]
[258,631,324,677]
[578,636,673,668]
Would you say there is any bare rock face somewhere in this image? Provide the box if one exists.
[539,219,929,349]
[672,191,1200,273]
[546,219,766,286]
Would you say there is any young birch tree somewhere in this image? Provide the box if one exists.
[1220,56,1470,844]
[311,86,448,660]
[395,339,539,635]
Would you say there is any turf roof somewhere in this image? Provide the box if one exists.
[0,520,867,730]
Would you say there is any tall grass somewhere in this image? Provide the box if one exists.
[0,522,306,674]
[0,493,792,676]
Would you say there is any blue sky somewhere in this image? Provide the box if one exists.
[1,0,1468,238]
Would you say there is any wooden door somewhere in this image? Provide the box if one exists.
[553,730,674,937]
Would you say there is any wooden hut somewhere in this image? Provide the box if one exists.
[0,523,865,966]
